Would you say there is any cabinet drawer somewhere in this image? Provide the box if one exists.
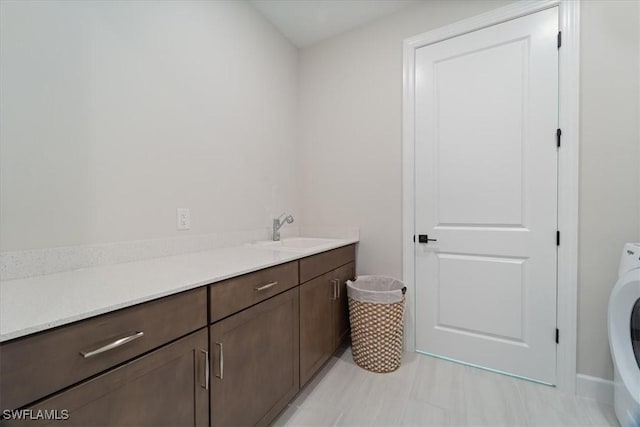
[299,244,356,283]
[0,288,207,410]
[209,261,298,323]
[8,329,209,427]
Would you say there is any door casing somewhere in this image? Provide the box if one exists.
[402,0,580,393]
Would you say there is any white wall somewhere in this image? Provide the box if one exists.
[298,0,640,382]
[0,0,298,251]
[578,0,640,381]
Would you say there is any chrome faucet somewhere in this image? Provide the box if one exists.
[273,213,294,241]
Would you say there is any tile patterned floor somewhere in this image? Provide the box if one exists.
[274,347,619,427]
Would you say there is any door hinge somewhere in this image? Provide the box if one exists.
[555,328,559,344]
[557,31,562,48]
[556,128,562,148]
[556,231,560,246]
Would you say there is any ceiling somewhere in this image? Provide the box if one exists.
[249,0,421,48]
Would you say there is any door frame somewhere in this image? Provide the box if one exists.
[402,0,580,393]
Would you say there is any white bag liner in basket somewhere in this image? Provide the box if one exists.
[346,275,406,304]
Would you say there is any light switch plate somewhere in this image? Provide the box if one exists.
[177,208,190,230]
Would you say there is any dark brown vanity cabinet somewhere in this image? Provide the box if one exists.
[0,288,209,426]
[299,246,356,386]
[1,245,357,427]
[209,287,300,427]
[10,329,209,427]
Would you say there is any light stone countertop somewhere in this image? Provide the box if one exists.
[0,238,358,343]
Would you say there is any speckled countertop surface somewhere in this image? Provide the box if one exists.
[0,238,357,342]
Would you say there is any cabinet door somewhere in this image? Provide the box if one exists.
[10,329,209,427]
[210,288,299,427]
[332,262,355,351]
[299,272,334,386]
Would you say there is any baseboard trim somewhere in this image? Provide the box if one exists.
[576,374,614,405]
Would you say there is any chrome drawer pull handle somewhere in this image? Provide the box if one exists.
[80,331,144,358]
[200,350,210,390]
[254,281,278,292]
[215,342,224,379]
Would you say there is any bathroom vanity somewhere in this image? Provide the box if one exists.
[0,240,357,426]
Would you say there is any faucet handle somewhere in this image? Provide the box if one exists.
[277,213,294,224]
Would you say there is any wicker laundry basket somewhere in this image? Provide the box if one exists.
[347,276,406,373]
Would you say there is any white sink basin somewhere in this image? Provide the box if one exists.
[251,237,341,252]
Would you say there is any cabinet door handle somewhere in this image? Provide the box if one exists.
[254,281,278,292]
[80,331,144,358]
[215,342,224,380]
[200,350,209,390]
[332,279,338,300]
[337,279,341,298]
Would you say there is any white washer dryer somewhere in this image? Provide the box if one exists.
[608,242,640,427]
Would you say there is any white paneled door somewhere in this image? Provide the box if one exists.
[414,7,559,384]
